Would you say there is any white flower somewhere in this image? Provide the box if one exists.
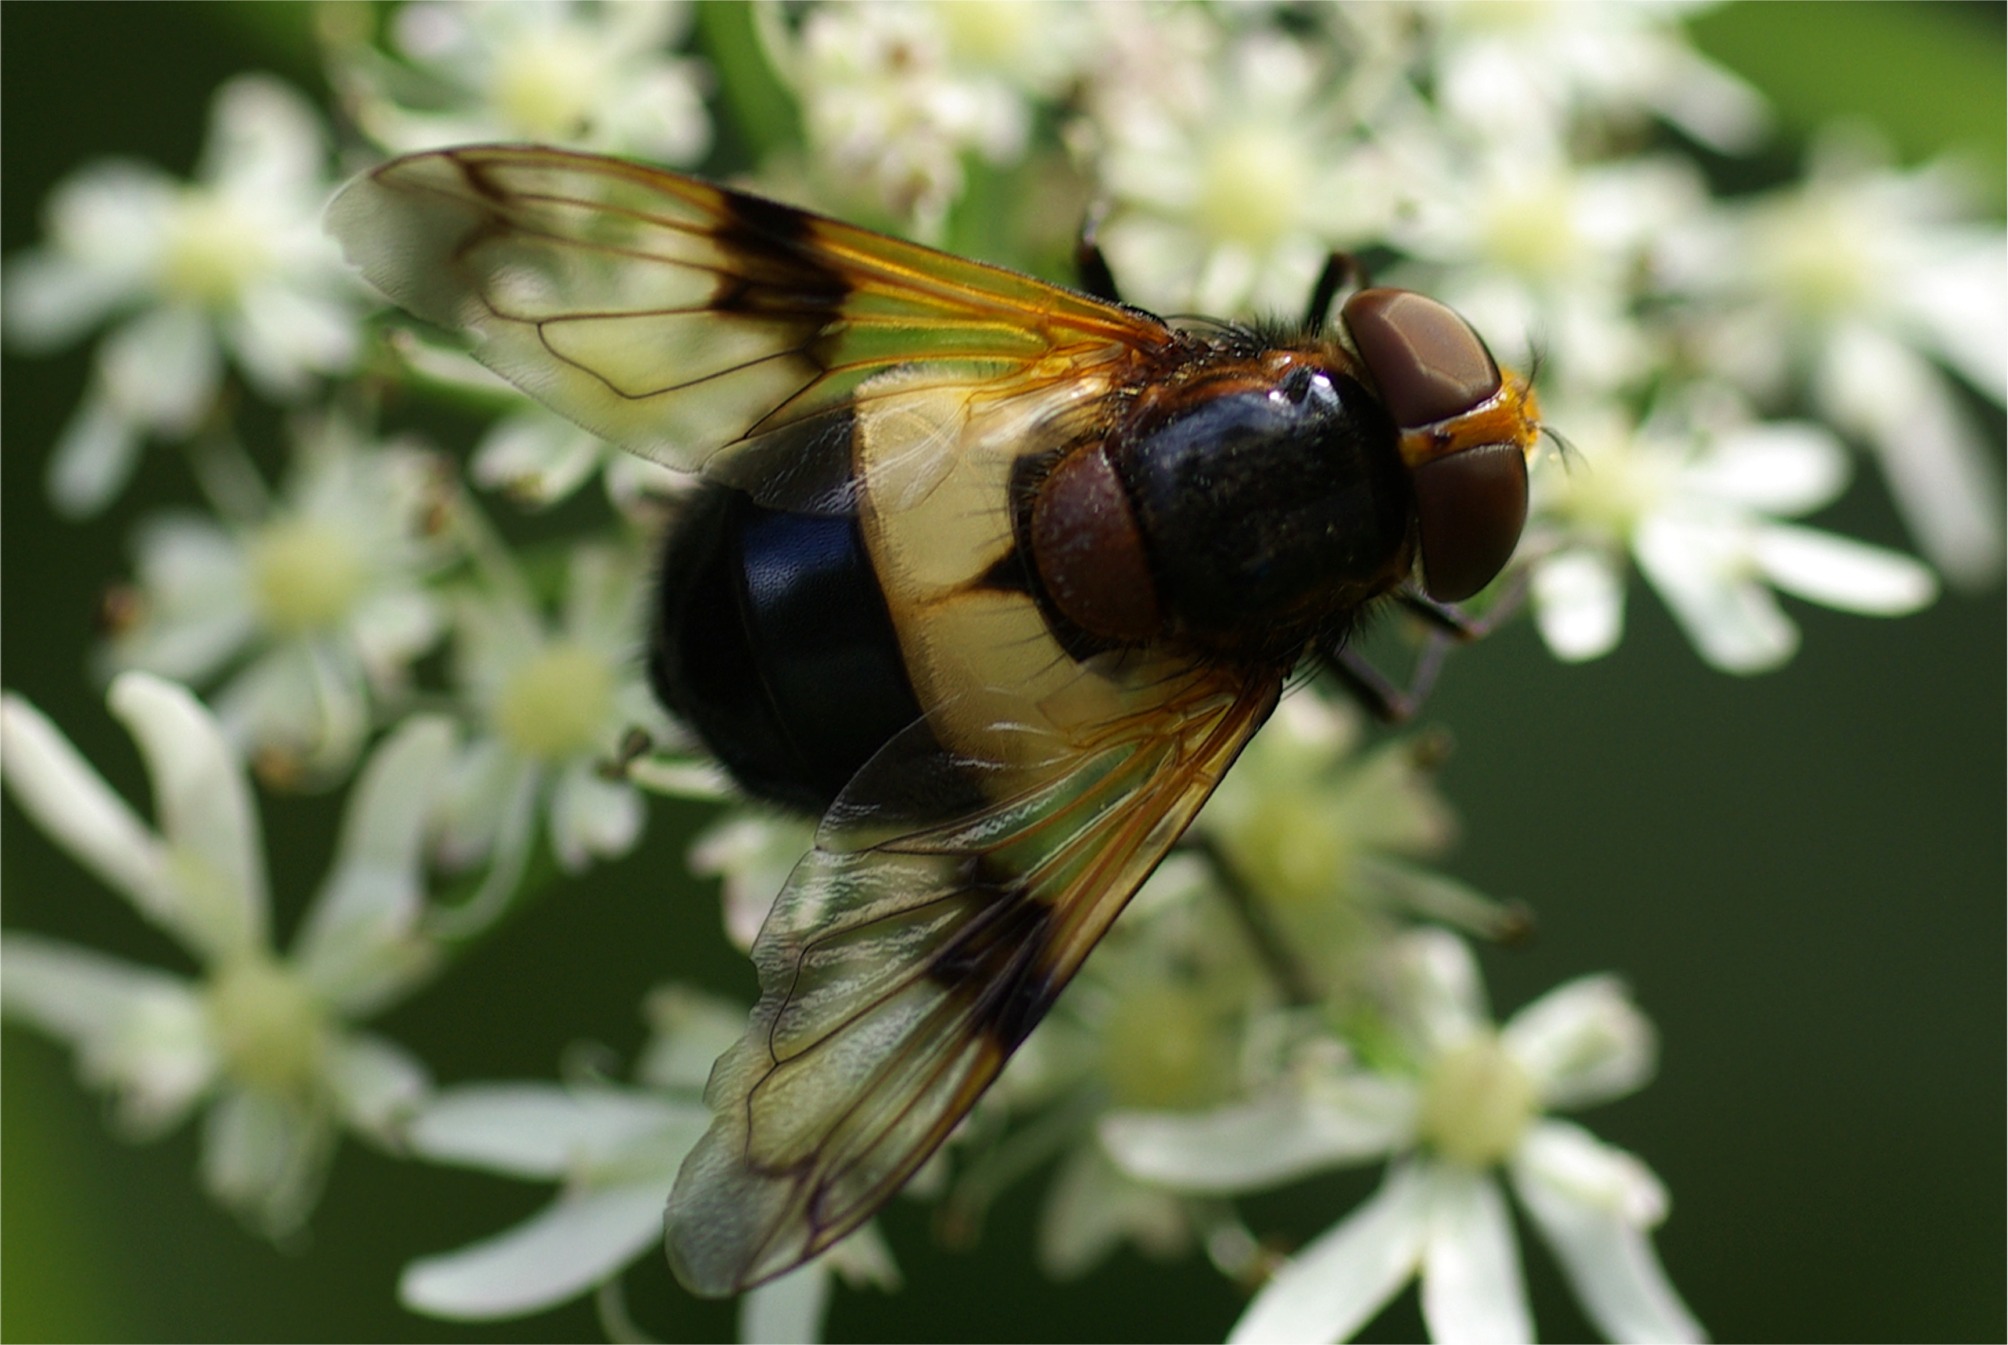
[767,1,1093,235]
[433,540,668,930]
[104,415,452,785]
[333,0,711,162]
[3,76,360,516]
[1422,0,1770,155]
[399,985,896,1339]
[1088,27,1399,316]
[1101,930,1700,1345]
[0,675,448,1237]
[1390,149,1711,393]
[1529,391,1938,672]
[1669,127,2007,584]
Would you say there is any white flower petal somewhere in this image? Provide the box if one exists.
[1820,325,2003,585]
[349,586,447,681]
[99,304,220,434]
[436,739,529,870]
[408,1083,705,1178]
[603,444,689,516]
[109,672,269,959]
[399,1186,664,1320]
[560,544,639,649]
[1687,421,1848,516]
[1635,518,1798,673]
[1393,929,1490,1057]
[294,715,454,1010]
[635,984,750,1093]
[1898,230,2008,403]
[1648,47,1769,154]
[325,1031,432,1144]
[690,812,812,952]
[1511,1122,1703,1344]
[1503,975,1656,1111]
[50,156,178,259]
[821,1221,901,1291]
[1038,1141,1189,1280]
[1,691,172,916]
[548,760,644,872]
[1421,1166,1532,1345]
[211,641,370,782]
[3,250,136,352]
[204,75,328,197]
[1750,524,1938,616]
[201,1085,335,1238]
[471,411,606,505]
[1531,549,1625,662]
[0,932,218,1133]
[46,391,144,519]
[125,512,249,615]
[741,1261,833,1345]
[229,282,359,396]
[1100,1074,1414,1192]
[112,514,259,676]
[1229,1161,1431,1345]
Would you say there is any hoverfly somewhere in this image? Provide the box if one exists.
[327,145,1541,1296]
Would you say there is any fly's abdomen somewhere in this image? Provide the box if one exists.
[650,484,923,813]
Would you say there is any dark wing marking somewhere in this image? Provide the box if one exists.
[325,145,1179,476]
[663,665,1281,1294]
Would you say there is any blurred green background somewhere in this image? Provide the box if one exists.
[3,3,2001,1341]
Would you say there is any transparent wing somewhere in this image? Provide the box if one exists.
[325,145,1176,474]
[663,665,1282,1294]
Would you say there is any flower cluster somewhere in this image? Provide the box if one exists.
[3,3,1998,1343]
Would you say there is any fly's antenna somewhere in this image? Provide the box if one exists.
[1539,420,1581,472]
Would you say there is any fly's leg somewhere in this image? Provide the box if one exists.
[1303,251,1366,332]
[1321,570,1529,725]
[1075,202,1123,306]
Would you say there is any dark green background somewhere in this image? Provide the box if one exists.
[4,4,2001,1341]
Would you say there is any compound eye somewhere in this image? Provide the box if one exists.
[1413,442,1528,602]
[1342,288,1502,429]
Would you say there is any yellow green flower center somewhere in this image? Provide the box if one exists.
[1232,794,1353,907]
[1197,125,1306,250]
[1417,1032,1537,1167]
[1761,196,1872,319]
[936,0,1038,73]
[489,30,603,140]
[493,640,615,761]
[1549,435,1675,541]
[1483,183,1578,281]
[205,954,327,1098]
[160,193,271,308]
[248,517,368,636]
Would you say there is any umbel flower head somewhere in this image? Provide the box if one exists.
[1103,930,1697,1344]
[1,674,450,1237]
[3,76,361,517]
[103,413,454,785]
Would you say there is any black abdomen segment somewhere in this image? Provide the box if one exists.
[650,484,924,814]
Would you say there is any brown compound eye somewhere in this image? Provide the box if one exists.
[1411,443,1527,602]
[1342,288,1501,429]
[1342,288,1525,601]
